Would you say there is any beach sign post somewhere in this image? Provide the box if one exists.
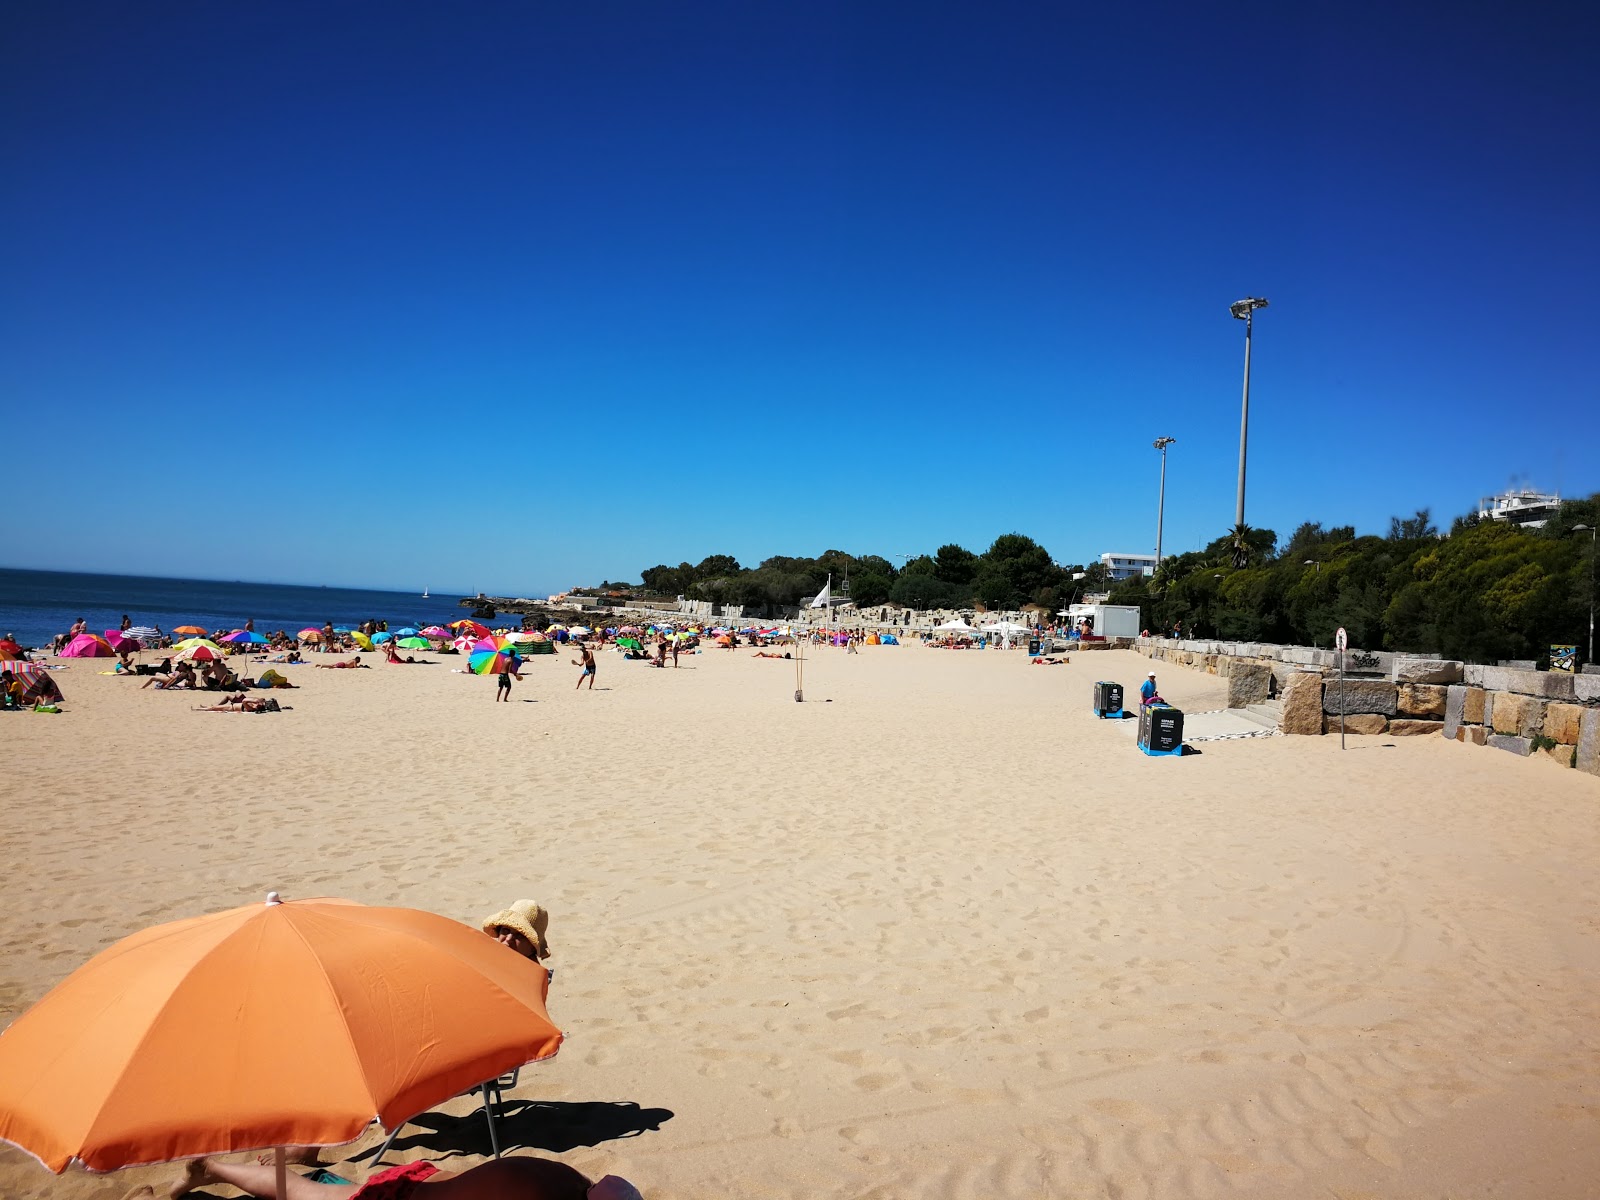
[1335,626,1348,749]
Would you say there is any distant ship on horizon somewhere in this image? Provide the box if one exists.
[422,587,429,598]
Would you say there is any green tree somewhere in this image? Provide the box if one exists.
[934,544,979,586]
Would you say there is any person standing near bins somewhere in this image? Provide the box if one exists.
[1140,670,1165,708]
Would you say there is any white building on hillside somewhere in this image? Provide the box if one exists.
[1478,488,1560,529]
[1100,551,1159,582]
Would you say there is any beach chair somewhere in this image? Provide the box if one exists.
[368,1067,518,1166]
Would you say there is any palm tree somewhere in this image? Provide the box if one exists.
[1229,523,1253,569]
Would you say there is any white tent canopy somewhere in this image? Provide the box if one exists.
[981,620,1029,633]
[934,618,975,632]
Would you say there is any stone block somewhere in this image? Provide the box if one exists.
[1339,648,1394,677]
[1500,660,1538,670]
[1443,685,1465,738]
[1574,676,1600,703]
[1391,658,1465,684]
[1280,673,1325,736]
[1462,725,1488,746]
[1462,686,1486,725]
[1389,719,1446,736]
[1326,712,1387,735]
[1487,733,1532,756]
[1227,661,1273,708]
[1396,684,1448,717]
[1543,702,1584,746]
[1490,692,1531,736]
[1540,744,1576,769]
[1577,709,1600,778]
[1322,679,1398,715]
[1462,665,1576,699]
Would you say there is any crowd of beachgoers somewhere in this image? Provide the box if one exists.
[1,609,1087,714]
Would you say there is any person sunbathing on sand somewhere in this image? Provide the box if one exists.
[752,651,791,659]
[146,1152,642,1200]
[193,696,283,713]
[316,657,368,669]
[142,662,198,690]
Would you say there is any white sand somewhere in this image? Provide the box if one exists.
[3,643,1598,1199]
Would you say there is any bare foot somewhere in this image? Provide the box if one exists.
[168,1157,213,1199]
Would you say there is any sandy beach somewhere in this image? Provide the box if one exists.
[3,642,1598,1199]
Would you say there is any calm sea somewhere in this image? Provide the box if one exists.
[0,568,515,649]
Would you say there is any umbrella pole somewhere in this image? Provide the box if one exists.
[274,1146,287,1198]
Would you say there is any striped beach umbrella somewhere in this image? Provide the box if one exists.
[126,625,161,648]
[221,631,268,647]
[0,661,59,703]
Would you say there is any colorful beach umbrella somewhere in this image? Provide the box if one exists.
[451,620,491,638]
[393,627,419,638]
[59,634,114,659]
[468,649,521,676]
[0,661,59,704]
[349,632,375,651]
[221,631,267,647]
[173,638,227,662]
[396,637,430,650]
[450,635,476,653]
[0,893,563,1174]
[102,631,141,655]
[420,626,450,638]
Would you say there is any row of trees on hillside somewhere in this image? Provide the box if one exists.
[638,534,1098,617]
[629,494,1597,665]
[1104,496,1598,665]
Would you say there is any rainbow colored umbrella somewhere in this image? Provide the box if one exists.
[60,634,114,658]
[221,631,268,647]
[468,649,521,676]
[1,661,59,703]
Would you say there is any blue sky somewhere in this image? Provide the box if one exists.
[5,2,1596,595]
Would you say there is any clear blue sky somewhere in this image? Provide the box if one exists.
[6,2,1596,595]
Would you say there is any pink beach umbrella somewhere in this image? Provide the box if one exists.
[60,634,114,658]
[420,625,450,639]
[103,631,141,656]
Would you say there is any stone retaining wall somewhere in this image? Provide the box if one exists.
[1135,637,1598,781]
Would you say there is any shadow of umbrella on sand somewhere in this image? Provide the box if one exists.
[0,893,564,1195]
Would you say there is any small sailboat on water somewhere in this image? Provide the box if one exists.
[422,587,429,598]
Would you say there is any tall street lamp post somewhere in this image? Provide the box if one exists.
[1574,524,1596,666]
[1153,436,1176,571]
[1229,297,1269,566]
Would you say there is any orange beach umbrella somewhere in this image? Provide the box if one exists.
[0,894,564,1174]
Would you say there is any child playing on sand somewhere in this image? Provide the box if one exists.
[573,644,596,689]
[496,667,513,701]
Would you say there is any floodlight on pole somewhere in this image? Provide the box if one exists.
[1153,437,1176,571]
[1229,297,1269,563]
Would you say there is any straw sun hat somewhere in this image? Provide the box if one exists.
[481,899,550,960]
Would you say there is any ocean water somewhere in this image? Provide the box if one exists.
[0,568,509,650]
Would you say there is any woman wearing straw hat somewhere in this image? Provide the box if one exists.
[481,899,550,962]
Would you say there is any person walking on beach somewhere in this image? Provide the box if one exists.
[496,667,513,702]
[670,635,681,668]
[574,644,596,689]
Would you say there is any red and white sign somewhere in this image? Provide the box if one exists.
[1335,627,1348,653]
